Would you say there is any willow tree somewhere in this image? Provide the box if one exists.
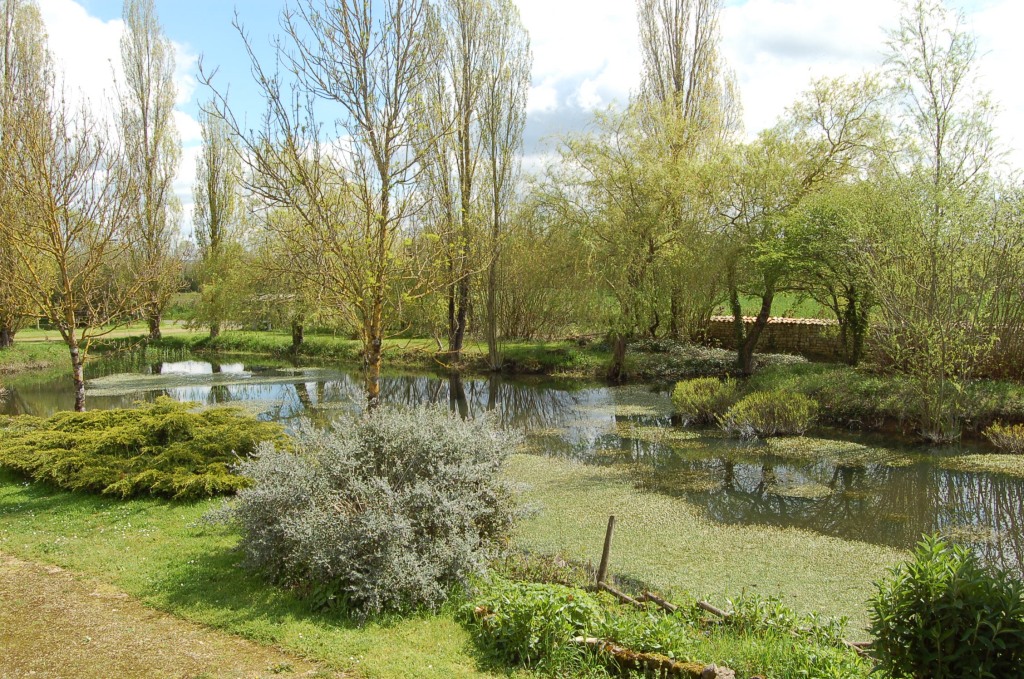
[193,105,241,339]
[637,0,740,338]
[718,75,884,375]
[0,0,49,348]
[120,0,181,341]
[206,0,433,403]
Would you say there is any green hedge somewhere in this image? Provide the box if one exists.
[0,397,287,499]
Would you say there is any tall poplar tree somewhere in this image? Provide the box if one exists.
[120,0,181,341]
[193,105,241,339]
[0,0,49,348]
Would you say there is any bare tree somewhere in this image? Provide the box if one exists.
[5,82,148,410]
[0,0,49,348]
[204,0,434,403]
[120,0,181,341]
[193,104,241,339]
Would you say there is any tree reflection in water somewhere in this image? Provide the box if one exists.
[4,355,1024,573]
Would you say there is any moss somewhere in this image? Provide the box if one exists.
[0,397,287,499]
[763,437,918,468]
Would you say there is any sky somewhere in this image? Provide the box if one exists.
[34,0,1024,238]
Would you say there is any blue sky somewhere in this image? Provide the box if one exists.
[35,0,1024,238]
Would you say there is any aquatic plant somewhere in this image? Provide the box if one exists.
[671,377,738,425]
[719,390,817,439]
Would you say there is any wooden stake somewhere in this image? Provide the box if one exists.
[596,515,616,585]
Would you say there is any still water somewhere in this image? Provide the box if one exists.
[3,353,1023,573]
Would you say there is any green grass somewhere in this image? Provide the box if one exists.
[0,341,68,374]
[713,293,831,320]
[0,467,510,679]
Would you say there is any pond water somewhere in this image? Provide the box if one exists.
[3,352,1023,574]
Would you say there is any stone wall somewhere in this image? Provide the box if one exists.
[704,316,843,361]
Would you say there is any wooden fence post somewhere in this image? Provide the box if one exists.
[596,515,616,584]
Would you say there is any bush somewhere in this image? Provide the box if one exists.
[983,421,1024,454]
[0,397,286,499]
[869,535,1024,679]
[671,377,737,425]
[464,577,604,669]
[215,404,521,616]
[719,390,817,439]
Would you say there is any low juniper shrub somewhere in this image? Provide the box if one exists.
[719,390,817,439]
[212,403,522,616]
[0,397,286,499]
[671,377,738,425]
[869,535,1024,679]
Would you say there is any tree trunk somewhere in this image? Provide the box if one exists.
[70,343,86,412]
[365,336,382,407]
[209,322,220,339]
[737,290,774,376]
[291,319,304,353]
[485,259,500,371]
[607,332,628,383]
[148,312,162,341]
[0,323,13,349]
[450,278,470,360]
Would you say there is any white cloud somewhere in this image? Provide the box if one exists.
[720,0,900,136]
[38,0,201,236]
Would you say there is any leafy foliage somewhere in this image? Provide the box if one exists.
[463,577,870,678]
[213,404,521,616]
[671,377,737,425]
[869,535,1024,679]
[0,397,286,499]
[719,390,817,438]
[983,422,1024,455]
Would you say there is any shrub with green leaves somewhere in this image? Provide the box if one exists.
[464,576,605,669]
[983,421,1024,454]
[671,377,737,425]
[869,535,1024,679]
[214,404,521,616]
[719,390,817,439]
[0,397,286,499]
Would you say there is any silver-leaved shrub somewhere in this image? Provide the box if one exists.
[215,404,522,616]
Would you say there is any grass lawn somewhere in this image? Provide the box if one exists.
[0,467,519,679]
[0,446,901,679]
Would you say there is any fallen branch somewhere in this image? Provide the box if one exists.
[642,591,678,614]
[571,637,735,679]
[598,581,645,609]
[697,600,731,619]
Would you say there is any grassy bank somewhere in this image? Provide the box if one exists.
[0,447,892,676]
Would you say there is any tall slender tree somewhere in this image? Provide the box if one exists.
[0,0,49,348]
[120,0,181,341]
[193,105,241,339]
[480,0,530,370]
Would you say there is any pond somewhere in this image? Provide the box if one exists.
[3,352,1023,575]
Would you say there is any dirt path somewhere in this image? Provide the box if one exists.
[0,554,342,678]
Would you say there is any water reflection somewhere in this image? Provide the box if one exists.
[3,353,1024,573]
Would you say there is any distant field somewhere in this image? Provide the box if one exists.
[712,292,831,319]
[16,321,193,343]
